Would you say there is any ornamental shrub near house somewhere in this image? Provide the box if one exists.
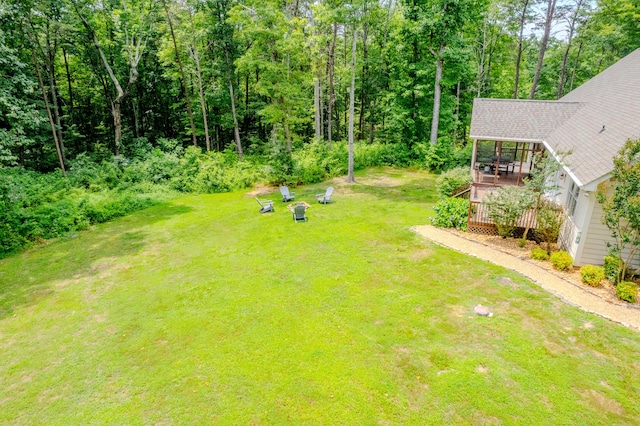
[603,255,623,284]
[550,250,573,271]
[435,167,472,199]
[484,186,534,238]
[616,281,638,303]
[581,265,605,287]
[531,247,549,261]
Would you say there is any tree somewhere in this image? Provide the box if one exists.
[161,0,197,146]
[529,0,557,99]
[556,0,587,99]
[73,0,153,155]
[229,0,310,153]
[597,138,640,283]
[504,0,536,98]
[347,26,357,184]
[520,149,569,243]
[484,185,534,238]
[0,5,48,168]
[425,0,487,145]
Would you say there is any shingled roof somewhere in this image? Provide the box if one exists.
[470,99,585,142]
[469,48,640,189]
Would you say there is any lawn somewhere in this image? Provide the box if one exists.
[1,167,639,424]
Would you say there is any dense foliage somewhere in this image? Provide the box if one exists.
[597,138,640,283]
[430,197,470,231]
[435,166,472,199]
[0,140,415,257]
[483,185,533,238]
[0,0,636,173]
[1,0,638,255]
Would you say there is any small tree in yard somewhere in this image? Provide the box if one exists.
[597,138,640,283]
[536,199,567,255]
[484,186,534,238]
[521,149,570,244]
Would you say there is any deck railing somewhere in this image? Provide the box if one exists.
[468,201,538,235]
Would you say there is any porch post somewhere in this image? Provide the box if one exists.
[471,139,478,172]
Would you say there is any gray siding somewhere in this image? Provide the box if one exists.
[579,201,640,268]
[579,202,610,266]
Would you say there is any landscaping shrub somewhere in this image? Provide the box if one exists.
[581,265,605,287]
[531,247,549,261]
[604,254,623,284]
[484,186,534,238]
[435,167,472,199]
[535,200,566,255]
[550,250,573,271]
[430,198,469,230]
[616,281,638,303]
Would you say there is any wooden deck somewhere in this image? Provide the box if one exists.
[467,164,534,235]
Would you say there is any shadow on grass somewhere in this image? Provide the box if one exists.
[0,202,193,320]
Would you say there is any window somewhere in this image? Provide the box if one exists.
[565,181,580,217]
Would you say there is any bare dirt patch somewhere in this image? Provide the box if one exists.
[245,183,277,197]
[577,389,624,415]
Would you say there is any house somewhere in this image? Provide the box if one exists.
[467,48,640,266]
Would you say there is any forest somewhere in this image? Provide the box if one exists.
[0,0,638,255]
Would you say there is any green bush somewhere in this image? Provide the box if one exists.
[581,264,605,287]
[603,255,623,284]
[616,281,638,303]
[531,247,549,261]
[430,198,470,231]
[435,167,472,199]
[550,250,573,271]
[535,200,566,255]
[484,186,534,238]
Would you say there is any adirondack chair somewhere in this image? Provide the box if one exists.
[316,186,334,204]
[279,186,295,202]
[255,196,274,213]
[292,204,308,222]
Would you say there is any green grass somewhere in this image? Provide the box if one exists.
[1,167,639,424]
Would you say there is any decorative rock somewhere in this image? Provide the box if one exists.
[474,304,493,317]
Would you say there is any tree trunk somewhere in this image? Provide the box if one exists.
[74,4,145,153]
[62,47,74,114]
[229,77,243,158]
[513,0,530,99]
[112,100,123,155]
[347,29,357,184]
[477,18,487,97]
[44,23,66,163]
[30,46,66,175]
[568,40,583,92]
[358,11,369,141]
[327,22,337,150]
[163,0,197,146]
[187,10,211,151]
[529,0,558,99]
[429,43,446,145]
[557,0,583,99]
[314,77,322,140]
[192,45,211,151]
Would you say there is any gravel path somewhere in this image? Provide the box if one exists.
[413,225,640,331]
